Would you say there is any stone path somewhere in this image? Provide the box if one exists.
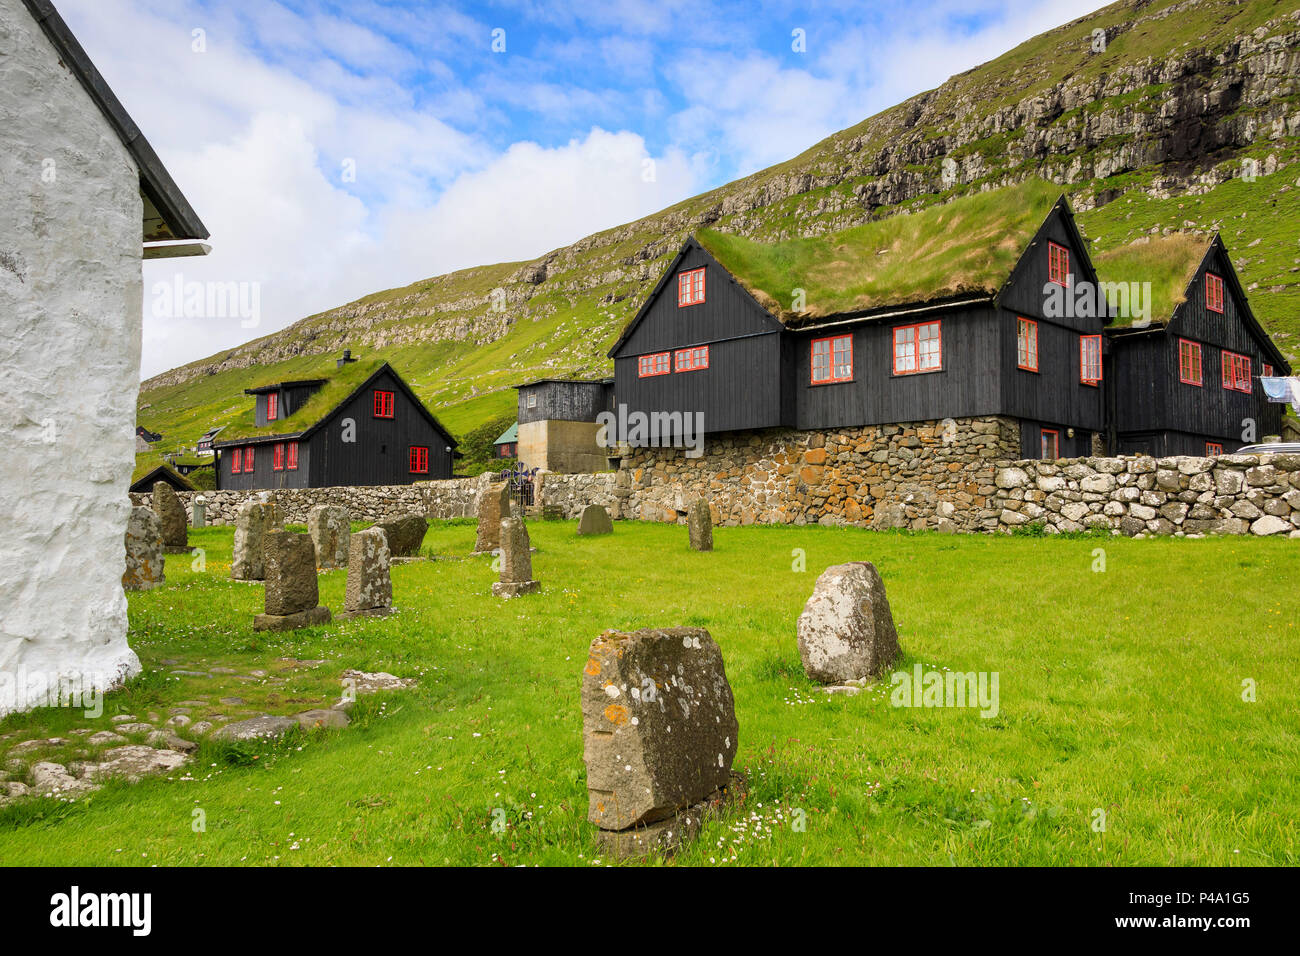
[0,664,417,807]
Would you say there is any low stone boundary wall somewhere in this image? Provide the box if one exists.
[993,453,1300,536]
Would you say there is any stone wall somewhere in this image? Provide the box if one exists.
[993,454,1300,537]
[617,417,1019,532]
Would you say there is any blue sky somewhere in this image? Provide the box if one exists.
[54,0,1095,376]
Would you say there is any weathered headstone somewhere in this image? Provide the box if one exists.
[687,498,713,551]
[473,481,511,553]
[191,495,206,528]
[492,516,539,597]
[308,504,350,569]
[152,482,188,552]
[253,531,331,631]
[231,499,279,581]
[577,503,613,536]
[122,506,165,591]
[797,562,901,685]
[340,527,393,619]
[376,513,427,558]
[582,627,742,857]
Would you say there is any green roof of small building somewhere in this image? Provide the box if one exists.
[493,422,518,445]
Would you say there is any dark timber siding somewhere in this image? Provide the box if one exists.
[216,439,311,491]
[518,380,613,424]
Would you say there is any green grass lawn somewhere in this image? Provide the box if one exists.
[1,521,1296,866]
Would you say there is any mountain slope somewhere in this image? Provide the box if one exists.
[138,0,1300,462]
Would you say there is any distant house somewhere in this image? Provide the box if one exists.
[130,461,193,494]
[493,422,518,458]
[1100,234,1292,456]
[512,378,615,471]
[195,425,225,455]
[212,357,457,489]
[609,180,1109,459]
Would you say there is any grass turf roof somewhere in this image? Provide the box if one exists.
[218,357,389,443]
[696,178,1064,322]
[1091,233,1208,327]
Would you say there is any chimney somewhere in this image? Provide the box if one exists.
[337,349,357,370]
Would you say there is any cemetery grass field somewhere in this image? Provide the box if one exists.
[1,520,1296,867]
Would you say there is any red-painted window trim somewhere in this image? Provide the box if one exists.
[1016,317,1038,372]
[373,390,395,418]
[1041,428,1059,459]
[287,442,299,470]
[1263,363,1275,378]
[674,345,710,372]
[1206,442,1223,456]
[637,352,671,377]
[409,446,429,474]
[1178,338,1202,386]
[1079,334,1102,385]
[892,321,942,376]
[244,445,254,470]
[810,334,853,385]
[267,392,278,421]
[1048,241,1070,287]
[1205,273,1225,314]
[1221,350,1251,392]
[677,267,705,307]
[273,443,284,471]
[230,447,242,474]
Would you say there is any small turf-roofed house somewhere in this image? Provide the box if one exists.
[129,460,194,494]
[1,0,209,714]
[608,180,1110,460]
[1099,234,1291,456]
[213,358,457,489]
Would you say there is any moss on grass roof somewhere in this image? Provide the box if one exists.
[1091,233,1208,327]
[696,178,1064,322]
[217,357,388,443]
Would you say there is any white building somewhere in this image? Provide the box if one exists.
[0,0,209,713]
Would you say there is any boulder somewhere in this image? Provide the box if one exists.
[577,504,613,536]
[473,482,511,553]
[152,482,188,551]
[376,513,428,558]
[122,506,164,591]
[687,498,713,551]
[796,562,901,684]
[582,627,738,832]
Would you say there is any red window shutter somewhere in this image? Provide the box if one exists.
[409,446,428,474]
[267,393,278,421]
[287,442,299,470]
[231,448,241,474]
[273,443,284,470]
[245,445,254,469]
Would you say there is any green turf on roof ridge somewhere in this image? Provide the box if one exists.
[1092,232,1208,327]
[219,357,390,443]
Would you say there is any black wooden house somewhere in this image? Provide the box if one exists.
[1101,234,1291,456]
[608,181,1111,459]
[213,358,457,490]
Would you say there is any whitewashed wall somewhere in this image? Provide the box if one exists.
[0,0,143,714]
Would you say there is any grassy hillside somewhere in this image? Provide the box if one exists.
[136,0,1300,459]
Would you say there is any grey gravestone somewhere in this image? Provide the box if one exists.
[308,504,350,569]
[192,495,206,528]
[473,482,511,553]
[152,482,188,552]
[687,498,713,551]
[231,499,280,581]
[122,506,165,591]
[796,562,901,684]
[582,626,740,856]
[376,513,427,558]
[340,527,393,619]
[492,516,539,597]
[577,504,613,536]
[253,531,331,631]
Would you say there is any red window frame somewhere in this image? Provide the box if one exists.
[892,321,942,376]
[1263,363,1275,378]
[674,345,710,372]
[1205,273,1224,314]
[1048,241,1070,287]
[1079,334,1102,385]
[409,446,429,474]
[230,447,242,474]
[266,392,278,421]
[1016,318,1038,372]
[1206,442,1223,456]
[273,442,284,471]
[810,334,853,384]
[637,352,671,377]
[1041,429,1059,459]
[244,445,254,470]
[373,390,395,418]
[287,441,299,470]
[1221,350,1251,393]
[1178,339,1202,386]
[677,267,705,307]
